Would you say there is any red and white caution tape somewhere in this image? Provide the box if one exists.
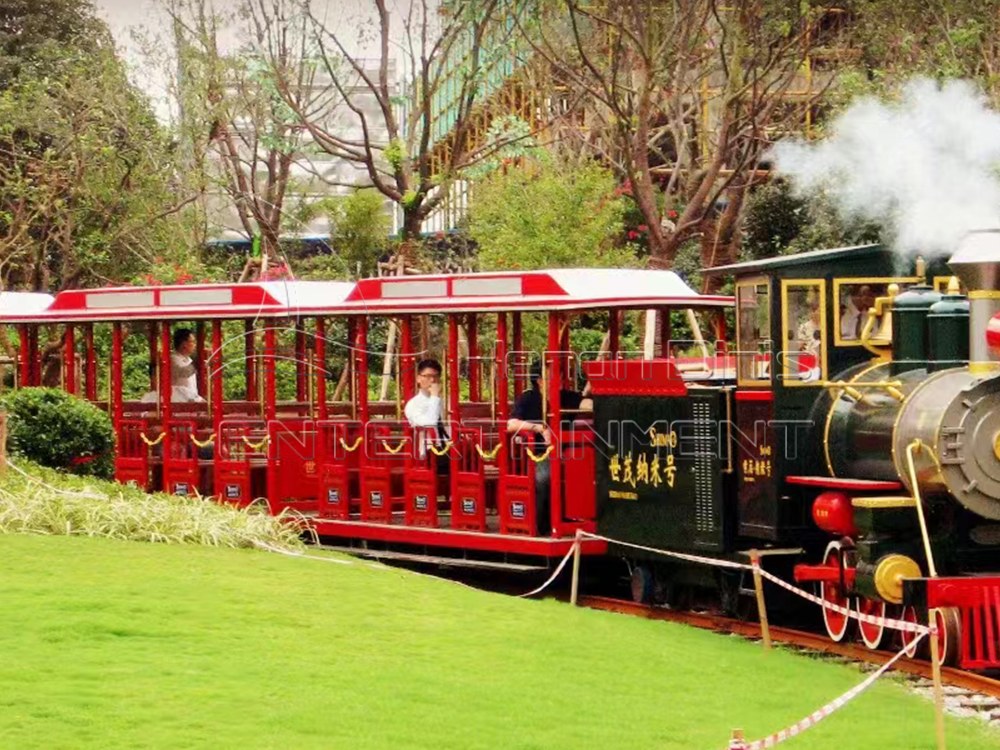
[519,541,577,598]
[519,532,750,599]
[731,633,927,750]
[755,565,933,635]
[253,541,354,564]
[516,532,932,642]
[579,531,752,571]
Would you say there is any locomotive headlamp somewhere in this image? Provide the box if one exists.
[812,492,857,537]
[986,310,1000,360]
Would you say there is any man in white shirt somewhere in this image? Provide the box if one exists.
[404,359,444,432]
[171,328,205,403]
[840,285,874,340]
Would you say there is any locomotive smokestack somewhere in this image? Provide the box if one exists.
[948,229,1000,375]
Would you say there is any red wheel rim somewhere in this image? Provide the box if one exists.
[899,606,920,657]
[820,545,850,642]
[857,597,886,650]
[934,609,952,665]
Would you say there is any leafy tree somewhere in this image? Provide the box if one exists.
[469,158,636,270]
[512,0,832,280]
[843,1,1000,104]
[271,0,536,244]
[0,0,111,90]
[0,49,195,292]
[164,0,332,281]
[740,179,882,260]
[329,189,391,277]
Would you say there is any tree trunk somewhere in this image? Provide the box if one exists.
[401,207,423,244]
[700,186,746,295]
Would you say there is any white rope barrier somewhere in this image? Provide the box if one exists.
[755,566,933,635]
[579,531,753,571]
[252,540,354,564]
[732,634,927,750]
[519,542,578,598]
[568,530,933,636]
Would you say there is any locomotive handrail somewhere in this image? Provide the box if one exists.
[905,439,939,578]
[821,380,905,402]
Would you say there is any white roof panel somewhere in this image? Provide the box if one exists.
[0,270,731,323]
[0,291,55,317]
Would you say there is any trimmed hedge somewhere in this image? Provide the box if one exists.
[1,388,115,479]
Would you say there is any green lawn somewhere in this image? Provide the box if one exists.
[0,535,997,750]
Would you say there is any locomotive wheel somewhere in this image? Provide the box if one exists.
[630,565,655,604]
[857,597,887,650]
[819,541,852,643]
[897,605,921,658]
[933,607,961,667]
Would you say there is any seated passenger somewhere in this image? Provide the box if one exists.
[404,360,450,471]
[506,365,592,536]
[171,327,205,403]
[405,359,445,431]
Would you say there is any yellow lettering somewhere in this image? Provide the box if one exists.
[623,452,635,488]
[610,455,621,482]
[665,454,676,489]
[636,453,649,485]
[650,455,662,487]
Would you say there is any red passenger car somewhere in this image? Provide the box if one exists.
[0,269,730,565]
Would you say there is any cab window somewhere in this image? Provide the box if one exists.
[833,278,918,346]
[781,280,826,385]
[736,278,771,385]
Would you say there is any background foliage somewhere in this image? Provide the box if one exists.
[470,158,637,271]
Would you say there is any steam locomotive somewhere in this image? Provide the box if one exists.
[595,230,1000,668]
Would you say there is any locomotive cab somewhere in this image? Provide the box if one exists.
[705,244,948,547]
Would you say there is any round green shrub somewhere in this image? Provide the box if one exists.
[1,388,115,479]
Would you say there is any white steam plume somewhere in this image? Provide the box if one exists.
[770,78,1000,256]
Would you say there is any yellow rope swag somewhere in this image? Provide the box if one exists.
[526,445,554,463]
[241,435,269,452]
[475,443,502,461]
[189,433,216,449]
[339,436,363,452]
[380,439,407,454]
[428,441,454,456]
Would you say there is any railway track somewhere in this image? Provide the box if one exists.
[579,595,1000,724]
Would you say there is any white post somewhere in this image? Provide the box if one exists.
[570,530,583,606]
[928,615,947,750]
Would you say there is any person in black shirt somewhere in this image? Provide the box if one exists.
[507,364,591,535]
